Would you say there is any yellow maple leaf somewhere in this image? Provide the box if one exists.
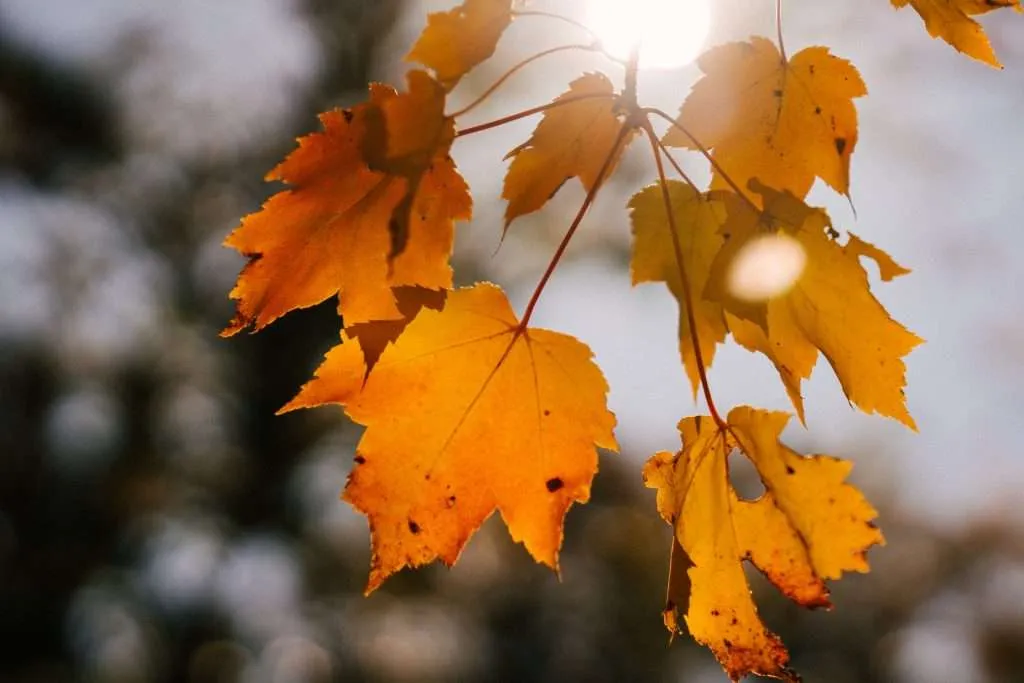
[845,232,912,282]
[664,38,866,200]
[707,182,922,427]
[222,71,470,333]
[407,0,513,90]
[281,283,618,592]
[502,73,632,229]
[726,311,818,424]
[892,0,1022,67]
[628,181,735,397]
[643,406,883,682]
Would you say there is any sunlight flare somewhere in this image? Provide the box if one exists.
[585,0,711,69]
[727,233,807,301]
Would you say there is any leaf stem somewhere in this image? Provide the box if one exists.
[622,43,641,112]
[650,135,699,191]
[456,93,616,137]
[642,107,761,214]
[776,0,788,63]
[517,121,634,331]
[511,9,605,44]
[450,44,609,119]
[640,121,725,428]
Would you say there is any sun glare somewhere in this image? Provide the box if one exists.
[585,0,711,69]
[727,234,807,302]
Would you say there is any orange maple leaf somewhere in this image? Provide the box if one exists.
[407,0,513,90]
[502,73,633,230]
[644,407,883,682]
[222,71,470,334]
[665,38,865,200]
[892,0,1022,67]
[281,284,618,592]
[345,286,447,379]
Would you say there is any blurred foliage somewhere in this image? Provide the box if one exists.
[1,1,1023,682]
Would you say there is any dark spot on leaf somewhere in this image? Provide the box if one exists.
[546,477,564,492]
[408,519,420,534]
[814,106,822,115]
[342,109,354,123]
[835,137,847,155]
[354,455,366,465]
[866,520,878,529]
[773,89,783,98]
[425,473,431,481]
[785,465,795,475]
[543,409,551,417]
[730,617,739,626]
[447,495,456,508]
[723,638,733,648]
[711,609,720,617]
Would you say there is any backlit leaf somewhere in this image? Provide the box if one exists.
[665,38,866,200]
[643,406,882,682]
[407,0,513,90]
[502,73,632,229]
[845,232,912,282]
[708,182,922,427]
[222,71,470,333]
[891,0,1022,67]
[345,286,447,379]
[628,181,735,396]
[281,284,618,592]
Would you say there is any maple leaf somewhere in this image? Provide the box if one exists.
[707,182,922,427]
[643,406,883,682]
[407,0,513,90]
[844,232,912,282]
[345,286,447,379]
[222,70,470,334]
[664,38,866,200]
[502,73,633,230]
[281,283,618,592]
[629,181,736,397]
[363,70,472,278]
[892,0,1022,67]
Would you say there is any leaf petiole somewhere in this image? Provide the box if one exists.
[516,121,634,331]
[450,43,613,119]
[510,9,608,46]
[641,120,725,428]
[776,0,788,63]
[642,107,761,214]
[455,93,617,137]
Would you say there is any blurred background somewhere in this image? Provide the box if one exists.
[1,1,1023,681]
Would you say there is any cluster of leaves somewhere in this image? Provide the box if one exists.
[223,0,1020,679]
